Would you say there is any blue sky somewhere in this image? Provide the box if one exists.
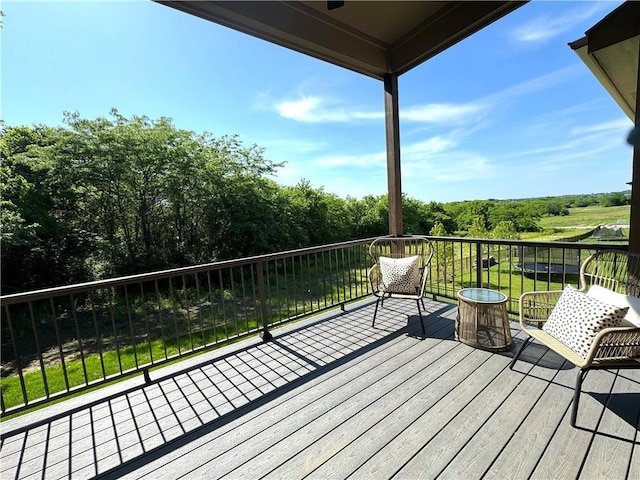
[1,0,633,203]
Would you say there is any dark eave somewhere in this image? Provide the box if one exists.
[156,1,526,80]
[569,1,640,120]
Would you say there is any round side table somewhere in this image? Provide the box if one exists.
[456,288,512,351]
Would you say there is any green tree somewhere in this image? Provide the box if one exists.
[1,111,288,290]
[283,180,350,247]
[491,220,520,240]
[1,124,95,291]
[600,192,628,207]
[347,194,388,238]
[429,221,454,280]
[468,216,490,238]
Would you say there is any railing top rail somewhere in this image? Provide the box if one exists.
[1,237,377,305]
[427,236,628,250]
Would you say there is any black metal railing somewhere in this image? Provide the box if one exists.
[424,237,620,312]
[0,236,625,415]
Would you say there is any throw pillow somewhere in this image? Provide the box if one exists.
[543,285,628,358]
[379,256,420,294]
[586,284,640,328]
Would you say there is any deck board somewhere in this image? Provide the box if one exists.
[1,297,638,480]
[530,366,620,480]
[483,357,574,479]
[579,371,640,479]
[433,349,566,480]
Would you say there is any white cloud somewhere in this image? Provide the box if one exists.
[510,3,611,44]
[313,132,460,170]
[401,103,486,124]
[570,118,631,136]
[274,96,487,126]
[479,66,582,106]
[403,151,498,182]
[315,151,387,167]
[508,128,629,175]
[432,155,498,182]
[274,95,380,123]
[402,136,456,159]
[352,111,384,120]
[258,137,328,154]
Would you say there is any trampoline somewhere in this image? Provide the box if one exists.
[514,262,580,275]
[513,246,582,276]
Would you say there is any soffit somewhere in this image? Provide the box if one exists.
[157,1,526,80]
[570,1,640,120]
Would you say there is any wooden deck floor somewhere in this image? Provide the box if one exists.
[1,297,639,480]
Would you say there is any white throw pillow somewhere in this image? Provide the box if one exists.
[543,285,628,358]
[379,256,420,294]
[586,284,640,328]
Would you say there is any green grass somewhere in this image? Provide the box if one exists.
[0,318,264,411]
[521,229,592,242]
[1,262,373,414]
[427,244,578,312]
[537,205,629,229]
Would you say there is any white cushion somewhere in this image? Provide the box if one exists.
[586,284,640,328]
[543,285,628,358]
[379,256,420,294]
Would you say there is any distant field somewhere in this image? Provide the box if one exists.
[524,205,629,242]
[537,205,630,229]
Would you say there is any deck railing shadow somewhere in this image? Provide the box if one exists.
[587,391,640,431]
[0,298,456,480]
[363,300,457,341]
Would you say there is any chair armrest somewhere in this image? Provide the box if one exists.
[585,326,640,364]
[368,265,381,294]
[519,290,564,328]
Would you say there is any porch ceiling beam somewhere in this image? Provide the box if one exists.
[157,0,391,79]
[389,1,525,75]
[158,1,526,81]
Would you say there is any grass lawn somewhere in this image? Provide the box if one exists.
[537,205,629,229]
[525,205,629,243]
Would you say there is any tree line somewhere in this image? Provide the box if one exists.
[0,111,630,293]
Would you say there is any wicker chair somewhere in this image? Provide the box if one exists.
[510,249,640,427]
[368,235,434,334]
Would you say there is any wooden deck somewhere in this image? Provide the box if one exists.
[1,297,638,480]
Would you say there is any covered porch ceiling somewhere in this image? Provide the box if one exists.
[157,1,526,80]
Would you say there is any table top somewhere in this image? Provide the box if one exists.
[457,288,507,303]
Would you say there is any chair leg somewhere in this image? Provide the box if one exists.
[570,369,588,427]
[416,299,425,335]
[509,336,532,370]
[372,297,381,328]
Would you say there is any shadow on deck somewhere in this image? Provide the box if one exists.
[1,297,638,479]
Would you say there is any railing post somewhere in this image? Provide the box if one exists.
[476,242,483,288]
[257,260,272,341]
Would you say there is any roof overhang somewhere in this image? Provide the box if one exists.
[569,1,640,121]
[157,1,526,80]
